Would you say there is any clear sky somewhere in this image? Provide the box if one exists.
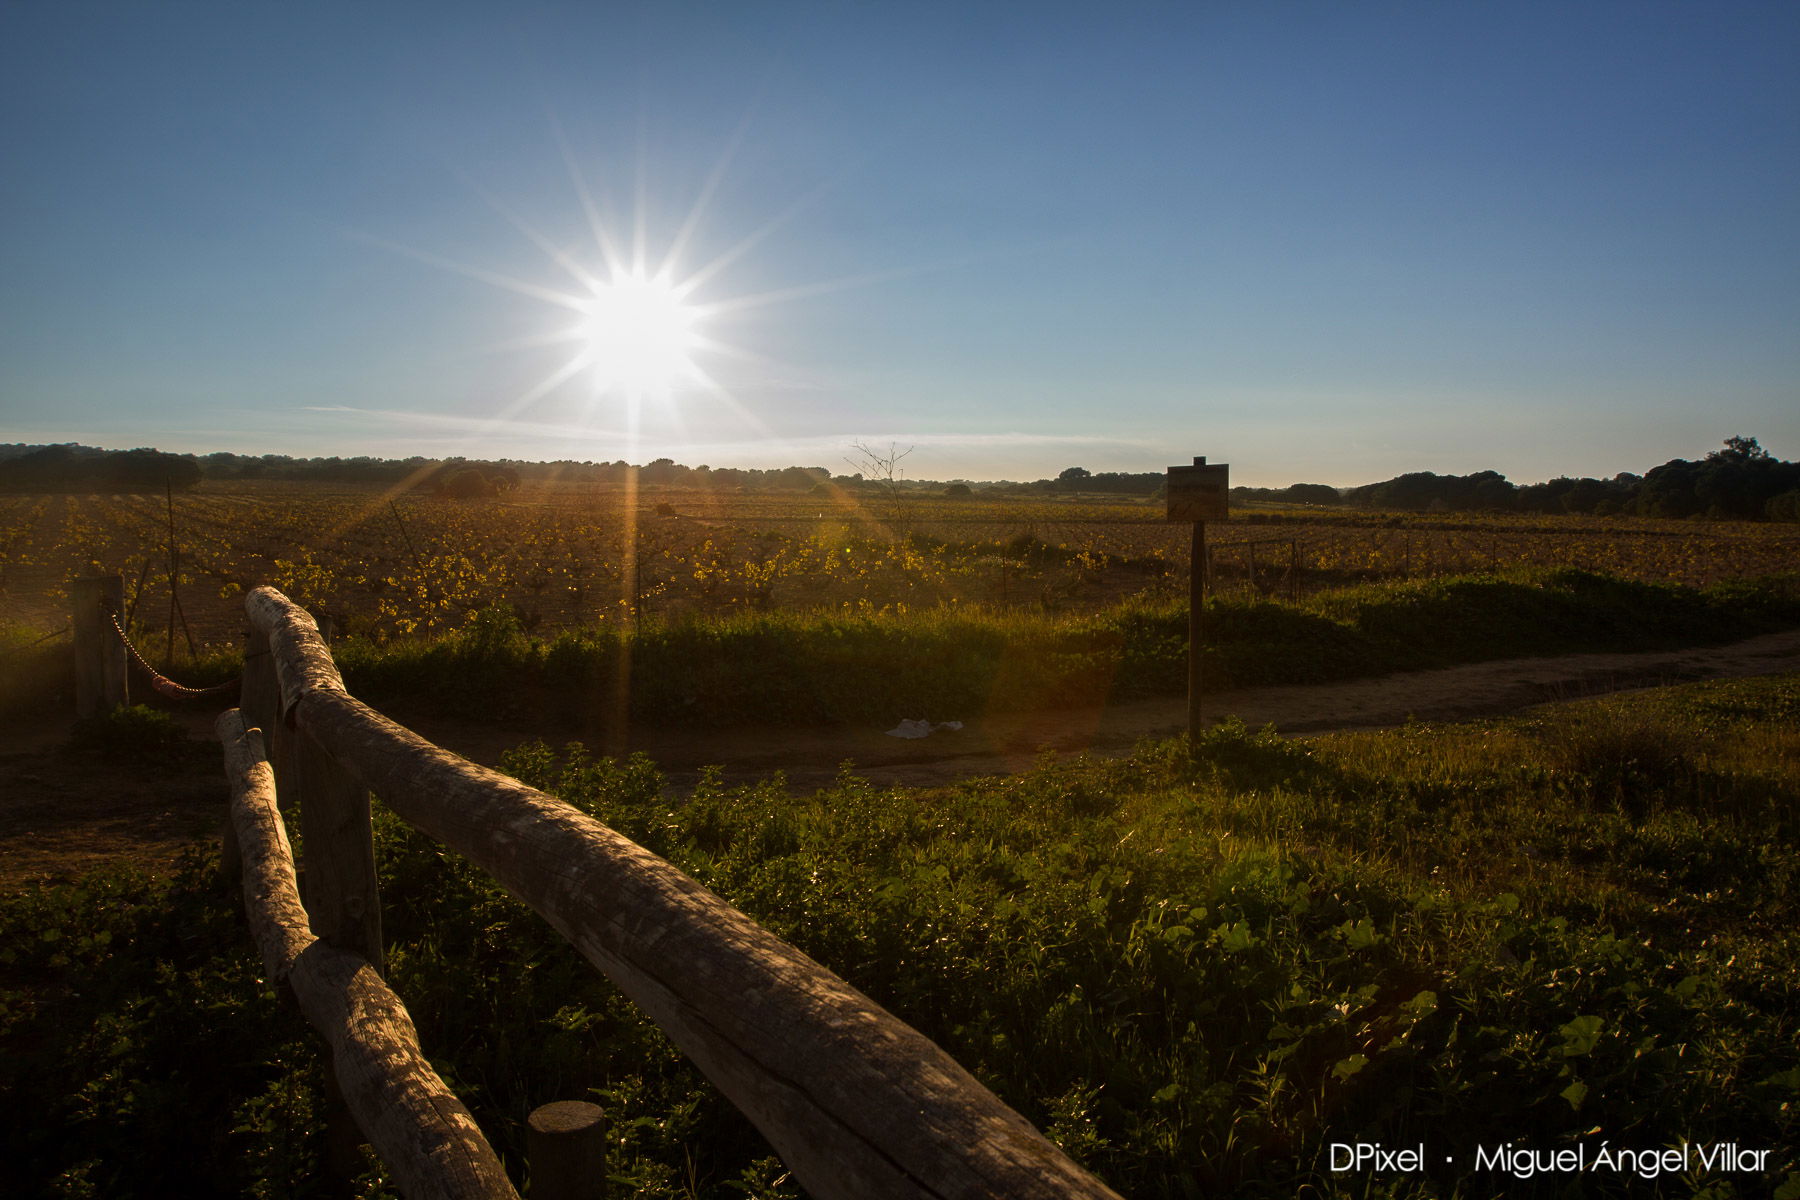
[3,1,1796,487]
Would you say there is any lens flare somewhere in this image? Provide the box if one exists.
[574,270,701,394]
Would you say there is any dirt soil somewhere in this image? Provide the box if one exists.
[5,628,1799,892]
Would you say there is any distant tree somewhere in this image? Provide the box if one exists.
[440,467,496,499]
[1086,471,1163,495]
[1633,459,1702,518]
[1696,437,1797,518]
[1630,438,1798,520]
[1557,478,1618,514]
[944,482,973,498]
[846,442,915,531]
[1518,478,1576,513]
[1347,471,1444,511]
[1346,469,1514,512]
[1281,483,1340,506]
[1056,466,1092,490]
[1711,435,1772,463]
[1469,470,1515,511]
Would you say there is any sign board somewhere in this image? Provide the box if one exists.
[1166,462,1229,522]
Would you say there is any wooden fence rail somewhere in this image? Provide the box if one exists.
[217,709,518,1199]
[233,585,1122,1200]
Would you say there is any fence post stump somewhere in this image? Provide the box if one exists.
[225,629,280,886]
[293,694,386,1176]
[1188,519,1206,744]
[294,729,385,975]
[72,575,127,718]
[241,627,278,735]
[528,1101,606,1200]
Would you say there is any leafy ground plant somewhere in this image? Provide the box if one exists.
[3,676,1797,1197]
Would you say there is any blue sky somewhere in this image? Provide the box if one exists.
[3,1,1796,487]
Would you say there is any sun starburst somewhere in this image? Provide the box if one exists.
[358,116,974,459]
[568,269,704,396]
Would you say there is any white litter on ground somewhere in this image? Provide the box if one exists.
[885,719,965,739]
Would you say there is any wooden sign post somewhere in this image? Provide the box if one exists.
[1167,457,1228,745]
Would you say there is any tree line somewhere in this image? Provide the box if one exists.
[0,444,202,493]
[0,446,835,496]
[3,436,1795,520]
[1327,436,1799,520]
[1157,436,1796,522]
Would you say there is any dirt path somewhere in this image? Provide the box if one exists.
[406,627,1800,792]
[4,628,1799,889]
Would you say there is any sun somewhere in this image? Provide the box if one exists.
[572,269,703,395]
[366,129,882,439]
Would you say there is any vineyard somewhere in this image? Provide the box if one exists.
[4,480,1799,1197]
[4,480,1798,657]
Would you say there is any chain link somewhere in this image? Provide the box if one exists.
[107,610,240,701]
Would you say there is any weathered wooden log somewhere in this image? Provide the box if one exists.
[245,586,1122,1200]
[245,587,347,724]
[241,600,385,969]
[217,708,519,1200]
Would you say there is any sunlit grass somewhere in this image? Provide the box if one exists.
[321,568,1800,732]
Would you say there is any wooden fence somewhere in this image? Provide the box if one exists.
[224,585,1123,1199]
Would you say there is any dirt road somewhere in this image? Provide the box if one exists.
[4,628,1798,888]
[583,627,1800,792]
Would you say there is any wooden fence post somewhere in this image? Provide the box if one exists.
[72,575,127,718]
[240,627,279,741]
[528,1102,606,1200]
[287,635,386,1177]
[225,628,279,886]
[294,729,385,976]
[1188,519,1206,744]
[216,708,519,1199]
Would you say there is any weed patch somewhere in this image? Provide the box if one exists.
[326,569,1800,731]
[5,676,1797,1196]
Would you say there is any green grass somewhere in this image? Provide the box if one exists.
[4,674,1797,1197]
[331,567,1800,728]
[0,621,240,723]
[6,568,1794,728]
